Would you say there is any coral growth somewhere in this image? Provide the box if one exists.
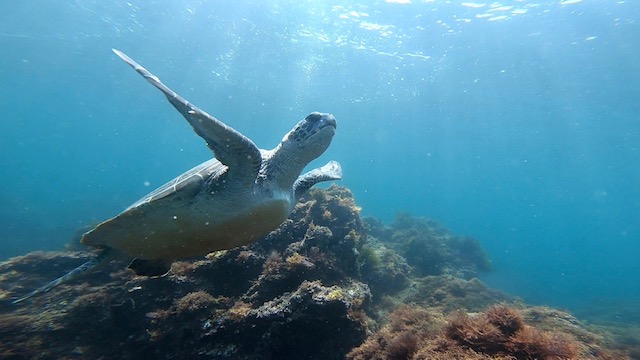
[0,185,633,358]
[347,305,443,360]
[175,291,220,314]
[399,275,513,313]
[444,304,579,359]
[348,304,628,360]
[0,185,371,359]
[365,213,491,279]
[357,238,411,296]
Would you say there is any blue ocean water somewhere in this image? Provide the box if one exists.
[1,0,638,317]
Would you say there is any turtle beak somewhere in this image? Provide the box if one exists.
[319,113,336,129]
[310,113,336,134]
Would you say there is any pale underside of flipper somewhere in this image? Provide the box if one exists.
[12,249,115,304]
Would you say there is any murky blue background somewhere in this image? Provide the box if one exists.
[1,0,638,317]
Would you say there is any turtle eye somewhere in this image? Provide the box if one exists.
[305,112,323,122]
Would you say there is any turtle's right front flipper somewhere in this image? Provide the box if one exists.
[112,49,262,186]
[293,161,342,201]
[12,248,115,304]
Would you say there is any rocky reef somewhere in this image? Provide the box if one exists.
[347,304,626,359]
[0,185,632,359]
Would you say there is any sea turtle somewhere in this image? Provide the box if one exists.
[13,49,341,303]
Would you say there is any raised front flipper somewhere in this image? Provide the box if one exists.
[112,49,261,185]
[293,160,342,201]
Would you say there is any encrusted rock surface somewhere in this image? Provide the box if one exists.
[0,185,632,359]
[0,186,370,359]
[347,304,630,360]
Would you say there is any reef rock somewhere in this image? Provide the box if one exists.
[347,304,630,360]
[0,185,370,359]
[0,185,632,358]
[365,213,492,278]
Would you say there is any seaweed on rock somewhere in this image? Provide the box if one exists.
[348,304,628,360]
[365,213,491,278]
[357,238,411,296]
[398,275,514,313]
[0,185,371,359]
[0,185,632,359]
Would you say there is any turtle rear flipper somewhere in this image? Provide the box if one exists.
[12,249,115,304]
[127,258,173,277]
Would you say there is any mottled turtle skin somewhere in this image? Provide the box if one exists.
[13,49,341,303]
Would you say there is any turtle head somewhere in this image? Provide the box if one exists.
[280,112,337,164]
